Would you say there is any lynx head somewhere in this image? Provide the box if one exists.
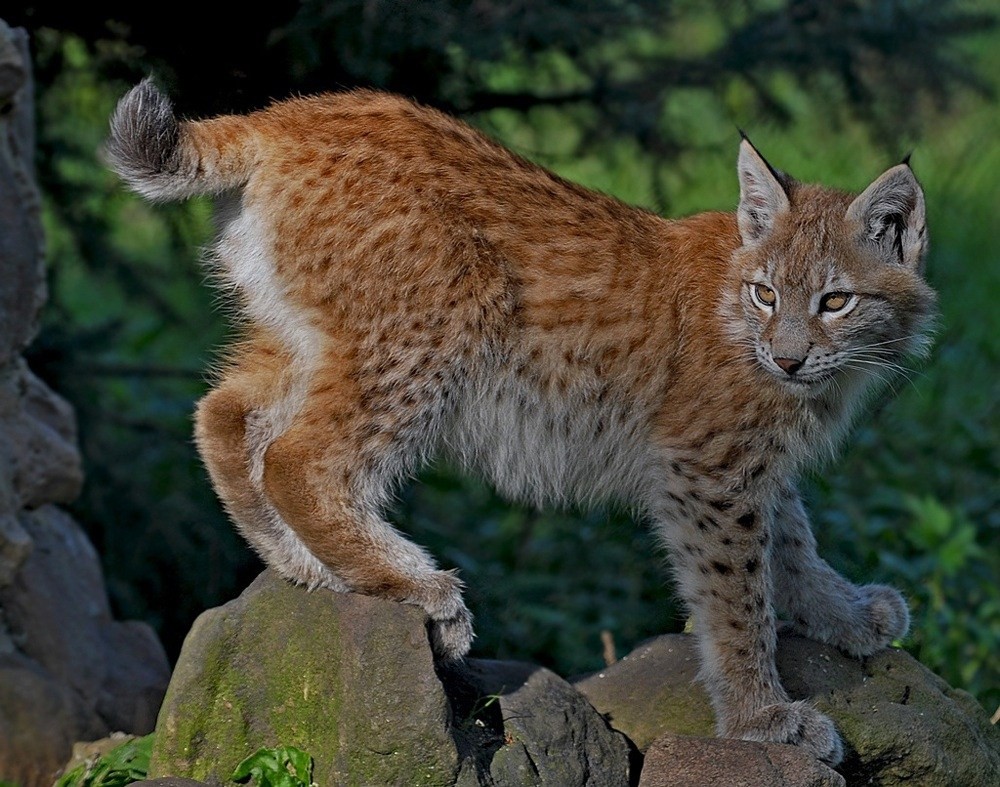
[726,135,936,396]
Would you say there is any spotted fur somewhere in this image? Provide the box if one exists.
[106,80,936,765]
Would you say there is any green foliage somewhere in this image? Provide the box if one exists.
[232,747,315,787]
[401,469,680,674]
[53,735,153,787]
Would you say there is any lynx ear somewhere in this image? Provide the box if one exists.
[846,162,927,270]
[737,136,791,246]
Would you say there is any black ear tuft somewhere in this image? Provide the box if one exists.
[901,151,913,168]
[737,132,792,197]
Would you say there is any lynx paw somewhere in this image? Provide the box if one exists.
[422,570,474,661]
[798,584,909,658]
[731,701,843,765]
[429,606,474,661]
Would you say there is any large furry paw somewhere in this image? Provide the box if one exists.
[797,583,909,658]
[429,606,474,661]
[730,701,843,765]
[422,570,474,661]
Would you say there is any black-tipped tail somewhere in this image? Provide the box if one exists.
[105,78,186,201]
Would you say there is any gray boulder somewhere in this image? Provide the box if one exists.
[778,635,1000,786]
[575,632,1000,786]
[151,570,633,786]
[0,19,170,787]
[445,659,633,786]
[574,632,714,749]
[150,570,461,786]
[638,733,845,787]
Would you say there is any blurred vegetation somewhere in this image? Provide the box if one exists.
[8,1,997,712]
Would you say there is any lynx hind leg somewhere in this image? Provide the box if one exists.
[771,489,909,657]
[257,376,473,661]
[194,367,342,591]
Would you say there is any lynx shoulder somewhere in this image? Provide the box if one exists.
[107,80,935,765]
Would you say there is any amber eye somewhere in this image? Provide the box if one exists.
[819,292,852,313]
[752,283,777,308]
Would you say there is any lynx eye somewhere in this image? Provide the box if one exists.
[750,283,777,309]
[819,292,853,313]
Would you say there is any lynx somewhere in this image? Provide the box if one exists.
[106,79,934,764]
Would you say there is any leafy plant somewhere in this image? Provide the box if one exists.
[54,735,153,787]
[231,747,315,787]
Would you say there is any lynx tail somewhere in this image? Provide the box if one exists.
[105,78,257,202]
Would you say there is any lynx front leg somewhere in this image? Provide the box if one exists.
[771,487,909,657]
[657,498,842,765]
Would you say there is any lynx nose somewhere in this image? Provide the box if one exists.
[774,357,804,375]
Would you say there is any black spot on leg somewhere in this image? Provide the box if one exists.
[710,499,733,512]
[721,537,733,546]
[744,558,760,574]
[712,561,733,576]
[729,619,745,630]
[667,492,686,507]
[737,512,757,530]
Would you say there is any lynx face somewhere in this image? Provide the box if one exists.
[729,142,935,396]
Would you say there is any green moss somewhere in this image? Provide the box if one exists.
[149,573,459,786]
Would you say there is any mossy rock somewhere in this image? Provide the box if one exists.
[777,637,1000,786]
[573,634,715,750]
[576,632,1000,786]
[149,570,459,786]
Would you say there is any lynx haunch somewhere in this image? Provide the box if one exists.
[107,80,934,764]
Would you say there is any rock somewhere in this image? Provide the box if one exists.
[0,506,170,730]
[777,636,1000,787]
[0,508,170,784]
[443,658,633,786]
[152,571,633,786]
[0,511,31,588]
[574,633,714,750]
[0,21,171,784]
[576,632,1000,786]
[1,360,84,507]
[0,654,106,787]
[61,733,138,774]
[149,570,460,786]
[0,20,45,366]
[637,733,845,787]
